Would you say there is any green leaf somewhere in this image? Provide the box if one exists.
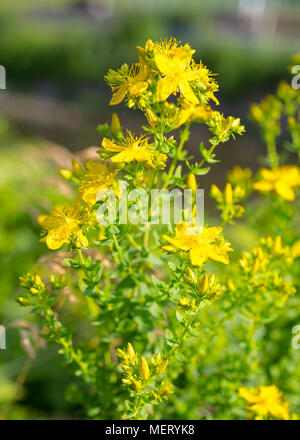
[194,167,210,176]
[175,310,184,323]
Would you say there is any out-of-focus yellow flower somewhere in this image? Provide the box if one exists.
[102,131,167,168]
[162,222,233,267]
[291,240,300,258]
[107,59,148,106]
[227,166,252,191]
[38,204,88,250]
[253,166,300,201]
[239,385,290,420]
[79,160,119,206]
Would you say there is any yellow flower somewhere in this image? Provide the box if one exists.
[227,166,252,186]
[239,385,290,420]
[176,100,216,127]
[153,39,209,105]
[291,240,300,258]
[101,131,167,168]
[253,166,300,201]
[107,60,148,106]
[155,51,201,104]
[162,222,233,267]
[38,204,88,250]
[79,160,119,206]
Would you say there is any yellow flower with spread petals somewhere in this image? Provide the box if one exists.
[79,160,119,206]
[107,60,148,106]
[38,204,88,250]
[239,385,290,420]
[101,131,167,168]
[155,50,201,104]
[253,165,300,201]
[162,222,233,267]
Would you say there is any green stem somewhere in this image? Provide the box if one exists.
[168,301,202,359]
[265,132,279,168]
[163,122,191,189]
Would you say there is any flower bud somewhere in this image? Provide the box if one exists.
[227,278,236,292]
[210,184,222,200]
[225,183,233,204]
[187,173,197,191]
[157,384,173,396]
[187,267,197,283]
[72,159,82,177]
[198,274,209,295]
[133,380,141,391]
[145,39,154,50]
[252,258,260,275]
[60,169,72,180]
[17,297,29,306]
[145,108,158,128]
[156,360,168,374]
[139,357,150,380]
[111,113,121,135]
[273,236,282,254]
[34,274,42,285]
[126,343,135,360]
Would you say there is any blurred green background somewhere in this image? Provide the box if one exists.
[0,0,299,419]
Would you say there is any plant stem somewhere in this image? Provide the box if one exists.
[265,132,279,168]
[163,122,191,189]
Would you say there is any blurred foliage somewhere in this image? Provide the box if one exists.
[0,0,298,100]
[0,119,78,419]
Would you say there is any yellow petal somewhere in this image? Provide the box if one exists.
[157,76,178,101]
[110,149,136,164]
[129,80,148,96]
[46,226,70,250]
[109,84,128,106]
[155,54,172,76]
[253,181,274,192]
[189,247,208,267]
[102,137,123,152]
[208,244,230,264]
[275,181,295,201]
[178,79,198,104]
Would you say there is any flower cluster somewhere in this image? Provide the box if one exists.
[162,222,232,267]
[17,42,300,421]
[117,343,172,417]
